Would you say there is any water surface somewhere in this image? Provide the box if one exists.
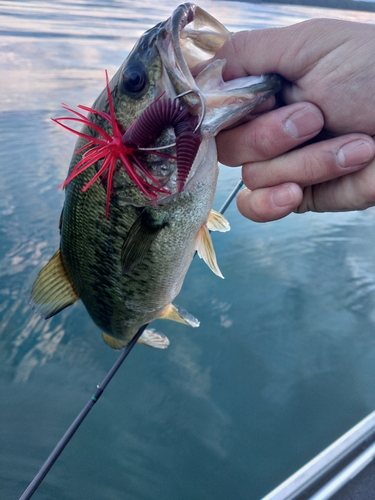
[1,1,375,499]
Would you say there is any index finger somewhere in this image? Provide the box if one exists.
[217,102,323,166]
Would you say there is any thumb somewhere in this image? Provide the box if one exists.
[216,19,349,82]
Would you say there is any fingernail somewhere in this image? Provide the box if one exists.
[271,184,295,207]
[285,107,323,139]
[337,139,374,168]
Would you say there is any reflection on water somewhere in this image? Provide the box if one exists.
[1,1,375,499]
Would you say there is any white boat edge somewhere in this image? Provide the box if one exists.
[261,409,375,500]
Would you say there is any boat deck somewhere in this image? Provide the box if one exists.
[332,457,375,499]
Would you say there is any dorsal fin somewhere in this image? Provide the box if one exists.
[30,249,79,319]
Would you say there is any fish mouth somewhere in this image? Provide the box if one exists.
[158,3,282,122]
[155,3,282,191]
[157,3,231,102]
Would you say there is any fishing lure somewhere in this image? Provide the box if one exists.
[54,71,202,217]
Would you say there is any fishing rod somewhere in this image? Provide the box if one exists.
[19,325,146,500]
[218,179,243,214]
[19,178,243,500]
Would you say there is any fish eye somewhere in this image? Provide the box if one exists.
[122,63,149,98]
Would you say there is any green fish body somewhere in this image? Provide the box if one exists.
[30,3,281,349]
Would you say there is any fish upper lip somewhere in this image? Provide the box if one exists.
[156,3,223,103]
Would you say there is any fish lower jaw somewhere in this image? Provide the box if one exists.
[183,137,218,189]
[156,164,216,203]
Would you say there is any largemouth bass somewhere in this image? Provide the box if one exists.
[30,3,281,349]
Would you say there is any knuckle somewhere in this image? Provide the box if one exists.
[300,153,319,183]
[300,149,338,185]
[361,180,375,208]
[251,126,275,159]
[295,185,317,213]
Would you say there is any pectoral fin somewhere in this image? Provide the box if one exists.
[196,224,224,279]
[207,209,230,232]
[30,249,79,319]
[121,210,167,275]
[159,303,200,327]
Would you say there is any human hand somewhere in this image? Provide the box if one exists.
[215,19,375,221]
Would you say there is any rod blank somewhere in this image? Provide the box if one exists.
[19,325,146,500]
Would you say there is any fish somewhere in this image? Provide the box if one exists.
[30,3,281,349]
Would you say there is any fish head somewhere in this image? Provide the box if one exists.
[65,4,281,208]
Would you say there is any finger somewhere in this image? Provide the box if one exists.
[215,20,354,81]
[242,135,375,191]
[237,183,303,222]
[217,102,323,166]
[249,95,276,115]
[296,160,375,213]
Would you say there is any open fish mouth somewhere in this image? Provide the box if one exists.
[155,2,282,189]
[158,3,282,125]
[157,3,233,108]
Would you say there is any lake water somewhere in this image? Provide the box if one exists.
[2,1,375,499]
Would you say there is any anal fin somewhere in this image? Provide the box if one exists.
[30,249,79,319]
[159,303,200,327]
